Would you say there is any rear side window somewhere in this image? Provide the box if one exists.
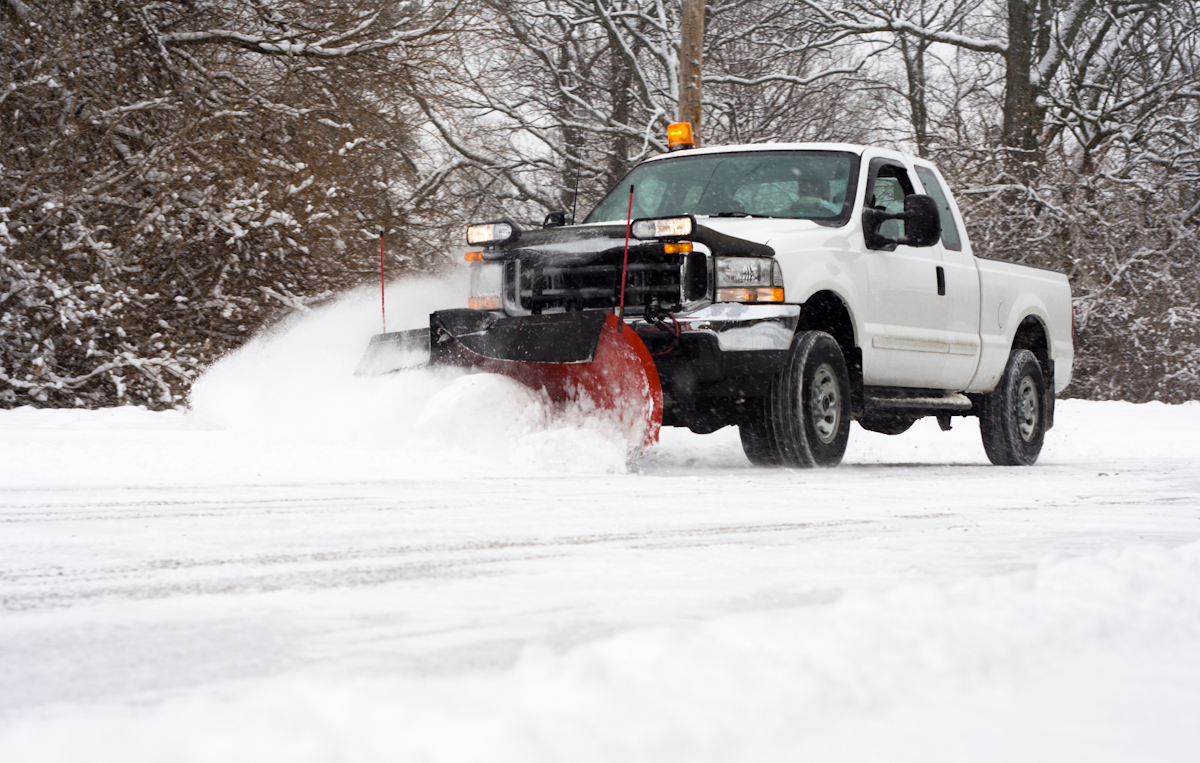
[915,166,962,251]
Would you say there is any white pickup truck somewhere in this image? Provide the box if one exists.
[440,139,1074,466]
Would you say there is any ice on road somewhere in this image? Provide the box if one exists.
[2,285,1198,762]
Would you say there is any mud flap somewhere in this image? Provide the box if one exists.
[357,310,662,455]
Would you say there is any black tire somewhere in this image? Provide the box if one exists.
[858,411,917,435]
[980,349,1046,466]
[739,400,782,466]
[739,331,851,468]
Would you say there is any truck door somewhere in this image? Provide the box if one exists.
[862,157,947,388]
[914,164,982,390]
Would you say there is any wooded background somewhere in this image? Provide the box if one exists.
[3,0,1198,408]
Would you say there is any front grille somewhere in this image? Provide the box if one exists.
[514,248,685,314]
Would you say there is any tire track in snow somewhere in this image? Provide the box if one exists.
[1,515,878,611]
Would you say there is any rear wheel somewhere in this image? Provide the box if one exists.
[739,331,851,468]
[980,349,1046,466]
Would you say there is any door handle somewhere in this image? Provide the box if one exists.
[936,266,946,296]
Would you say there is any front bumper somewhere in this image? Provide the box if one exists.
[633,303,800,352]
[632,303,800,402]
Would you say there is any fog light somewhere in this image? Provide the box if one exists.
[469,262,503,311]
[468,296,502,310]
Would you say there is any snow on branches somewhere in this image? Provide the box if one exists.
[415,0,876,226]
[1,0,457,408]
[2,0,1197,406]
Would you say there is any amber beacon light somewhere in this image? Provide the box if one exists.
[667,122,696,151]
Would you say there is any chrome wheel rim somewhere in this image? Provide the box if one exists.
[1017,376,1039,442]
[810,363,841,444]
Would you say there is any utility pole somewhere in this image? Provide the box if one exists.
[679,0,704,145]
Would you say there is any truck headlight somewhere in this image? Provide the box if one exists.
[631,215,694,239]
[715,257,785,303]
[466,220,520,246]
[468,262,503,311]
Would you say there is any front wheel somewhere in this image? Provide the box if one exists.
[739,401,783,466]
[739,331,851,468]
[980,349,1047,466]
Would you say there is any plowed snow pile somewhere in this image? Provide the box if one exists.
[187,279,631,476]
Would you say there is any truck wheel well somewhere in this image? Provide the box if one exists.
[1011,315,1055,429]
[797,291,862,415]
[1012,316,1050,379]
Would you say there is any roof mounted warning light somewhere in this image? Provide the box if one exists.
[667,122,696,151]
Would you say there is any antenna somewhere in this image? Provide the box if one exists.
[570,165,581,225]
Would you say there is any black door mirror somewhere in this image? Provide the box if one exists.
[900,195,941,247]
[862,193,942,250]
[542,211,566,229]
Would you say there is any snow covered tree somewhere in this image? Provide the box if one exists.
[1,0,456,408]
[799,0,1200,401]
[416,0,875,226]
[3,0,1197,407]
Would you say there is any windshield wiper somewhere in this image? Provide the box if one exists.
[709,212,783,219]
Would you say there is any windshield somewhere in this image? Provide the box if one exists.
[585,150,859,225]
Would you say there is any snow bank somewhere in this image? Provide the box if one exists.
[0,281,632,491]
[185,278,630,477]
[3,542,1198,762]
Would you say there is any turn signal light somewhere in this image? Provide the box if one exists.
[663,242,693,254]
[667,122,696,151]
[464,251,484,262]
[716,287,785,303]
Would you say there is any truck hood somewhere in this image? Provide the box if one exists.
[694,216,835,249]
[492,220,776,261]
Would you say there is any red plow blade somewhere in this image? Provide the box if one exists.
[359,310,662,455]
[487,313,662,454]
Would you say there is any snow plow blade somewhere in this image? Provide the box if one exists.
[357,309,662,453]
[356,328,433,375]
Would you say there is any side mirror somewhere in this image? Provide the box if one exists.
[862,194,942,250]
[542,211,566,229]
[901,195,941,247]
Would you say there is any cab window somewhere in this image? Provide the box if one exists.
[866,160,916,240]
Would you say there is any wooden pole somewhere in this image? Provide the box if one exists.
[379,230,386,334]
[679,0,704,145]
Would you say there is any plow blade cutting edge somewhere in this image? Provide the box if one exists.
[357,309,663,454]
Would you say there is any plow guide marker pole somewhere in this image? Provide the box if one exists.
[618,185,635,330]
[379,230,386,333]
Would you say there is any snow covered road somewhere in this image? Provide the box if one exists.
[2,290,1199,761]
